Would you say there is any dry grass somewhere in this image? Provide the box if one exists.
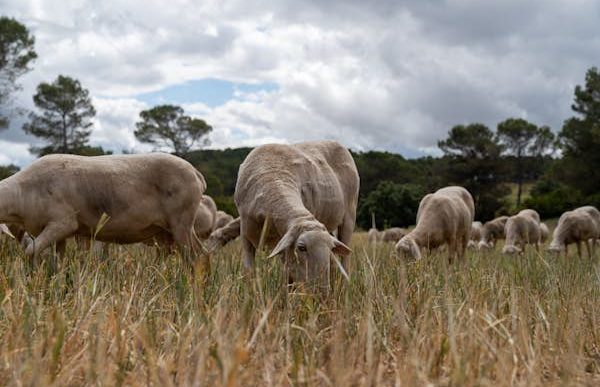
[0,233,599,386]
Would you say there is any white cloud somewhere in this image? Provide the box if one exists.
[1,0,599,166]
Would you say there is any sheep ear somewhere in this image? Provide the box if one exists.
[268,227,298,259]
[332,238,352,256]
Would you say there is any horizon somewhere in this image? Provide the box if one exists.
[1,1,599,167]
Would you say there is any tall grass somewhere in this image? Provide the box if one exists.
[0,233,598,386]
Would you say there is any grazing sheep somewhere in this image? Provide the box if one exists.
[539,222,550,243]
[477,216,509,250]
[382,227,408,243]
[214,210,234,231]
[208,217,241,249]
[195,195,218,239]
[395,186,474,263]
[501,209,541,255]
[0,153,207,266]
[367,228,383,243]
[547,207,600,258]
[468,221,483,249]
[232,140,358,291]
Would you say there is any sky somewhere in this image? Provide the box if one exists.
[0,0,599,167]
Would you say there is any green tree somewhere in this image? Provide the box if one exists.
[438,123,509,220]
[0,17,37,128]
[496,118,555,206]
[0,164,19,180]
[557,67,600,196]
[23,75,97,156]
[357,181,424,229]
[134,105,212,156]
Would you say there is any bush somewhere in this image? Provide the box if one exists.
[523,179,583,218]
[357,181,425,230]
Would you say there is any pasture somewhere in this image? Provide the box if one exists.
[0,233,599,386]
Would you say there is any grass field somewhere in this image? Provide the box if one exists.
[0,233,599,386]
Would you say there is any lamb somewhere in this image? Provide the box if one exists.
[0,153,207,267]
[213,210,234,231]
[501,209,541,255]
[547,206,600,258]
[395,186,474,263]
[381,227,408,243]
[468,221,483,249]
[478,216,509,250]
[232,140,358,291]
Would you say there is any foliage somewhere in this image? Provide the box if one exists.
[186,147,252,197]
[523,179,583,219]
[357,181,424,229]
[437,123,509,220]
[496,118,555,206]
[556,67,600,196]
[0,16,37,128]
[23,75,97,156]
[135,105,212,156]
[0,163,19,180]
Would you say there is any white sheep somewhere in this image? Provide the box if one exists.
[501,209,541,255]
[395,186,474,263]
[467,221,483,249]
[232,140,358,291]
[477,216,508,250]
[547,206,600,258]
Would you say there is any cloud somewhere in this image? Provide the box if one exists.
[1,0,598,166]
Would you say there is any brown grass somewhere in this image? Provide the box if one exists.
[0,233,599,386]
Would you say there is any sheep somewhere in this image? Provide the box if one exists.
[501,209,541,255]
[195,195,218,240]
[539,222,550,244]
[0,153,207,267]
[231,140,358,291]
[381,227,408,243]
[395,186,474,263]
[367,228,382,243]
[213,210,234,231]
[547,207,600,258]
[468,221,483,249]
[477,216,509,250]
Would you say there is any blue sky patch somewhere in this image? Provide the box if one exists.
[135,78,279,108]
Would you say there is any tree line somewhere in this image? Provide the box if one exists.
[1,16,599,230]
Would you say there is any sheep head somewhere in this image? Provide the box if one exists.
[395,236,422,260]
[502,244,522,255]
[268,221,351,291]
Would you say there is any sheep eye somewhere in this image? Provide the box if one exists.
[297,244,307,252]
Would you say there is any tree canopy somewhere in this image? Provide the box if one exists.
[0,16,37,128]
[23,75,98,156]
[134,105,212,156]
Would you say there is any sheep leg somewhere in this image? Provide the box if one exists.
[585,239,592,260]
[242,237,256,270]
[564,244,569,259]
[171,214,209,275]
[576,241,582,259]
[337,211,355,270]
[25,220,77,266]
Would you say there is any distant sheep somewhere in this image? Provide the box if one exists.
[195,195,218,240]
[382,227,408,243]
[468,221,483,249]
[395,186,474,263]
[367,228,382,243]
[501,209,541,255]
[547,206,600,258]
[477,216,509,250]
[213,210,235,231]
